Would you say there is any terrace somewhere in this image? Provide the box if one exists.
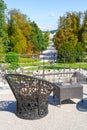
[0,53,87,129]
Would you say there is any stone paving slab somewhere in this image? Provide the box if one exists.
[0,84,87,130]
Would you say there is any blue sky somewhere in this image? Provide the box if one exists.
[4,0,87,31]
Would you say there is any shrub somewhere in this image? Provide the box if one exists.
[5,52,19,72]
[5,52,19,63]
[7,62,19,72]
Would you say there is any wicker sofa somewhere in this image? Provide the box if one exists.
[5,74,54,119]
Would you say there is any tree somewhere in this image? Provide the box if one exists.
[0,0,9,52]
[53,11,84,62]
[81,11,87,51]
[58,41,83,62]
[10,27,27,54]
[7,9,32,54]
[29,21,47,53]
[43,31,50,47]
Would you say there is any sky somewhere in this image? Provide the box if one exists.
[4,0,87,31]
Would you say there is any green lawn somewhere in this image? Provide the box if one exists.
[0,55,87,71]
[20,62,87,71]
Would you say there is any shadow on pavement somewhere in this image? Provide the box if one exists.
[76,98,87,112]
[0,100,16,114]
[49,96,75,106]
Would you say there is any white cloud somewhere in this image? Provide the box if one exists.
[50,11,55,17]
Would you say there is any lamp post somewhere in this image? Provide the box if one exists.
[42,54,45,79]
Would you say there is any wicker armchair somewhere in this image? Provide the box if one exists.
[5,74,54,119]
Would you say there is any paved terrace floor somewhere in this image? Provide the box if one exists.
[0,83,87,130]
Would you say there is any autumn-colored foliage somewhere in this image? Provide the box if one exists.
[53,11,87,62]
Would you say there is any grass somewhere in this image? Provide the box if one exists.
[53,62,87,69]
[20,62,87,71]
[0,55,87,71]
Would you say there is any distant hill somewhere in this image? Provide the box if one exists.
[42,29,57,34]
[50,29,57,34]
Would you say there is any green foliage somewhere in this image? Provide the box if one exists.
[5,51,19,71]
[0,0,7,36]
[0,42,5,62]
[54,12,80,51]
[0,42,5,54]
[7,9,48,54]
[29,21,47,53]
[54,11,86,62]
[0,2,87,59]
[10,27,27,53]
[19,56,39,63]
[43,31,50,47]
[5,52,19,63]
[57,41,84,63]
[7,9,32,54]
[7,62,19,72]
[0,0,9,51]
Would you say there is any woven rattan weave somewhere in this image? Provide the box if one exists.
[5,74,54,119]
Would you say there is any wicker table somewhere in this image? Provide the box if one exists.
[53,82,83,105]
